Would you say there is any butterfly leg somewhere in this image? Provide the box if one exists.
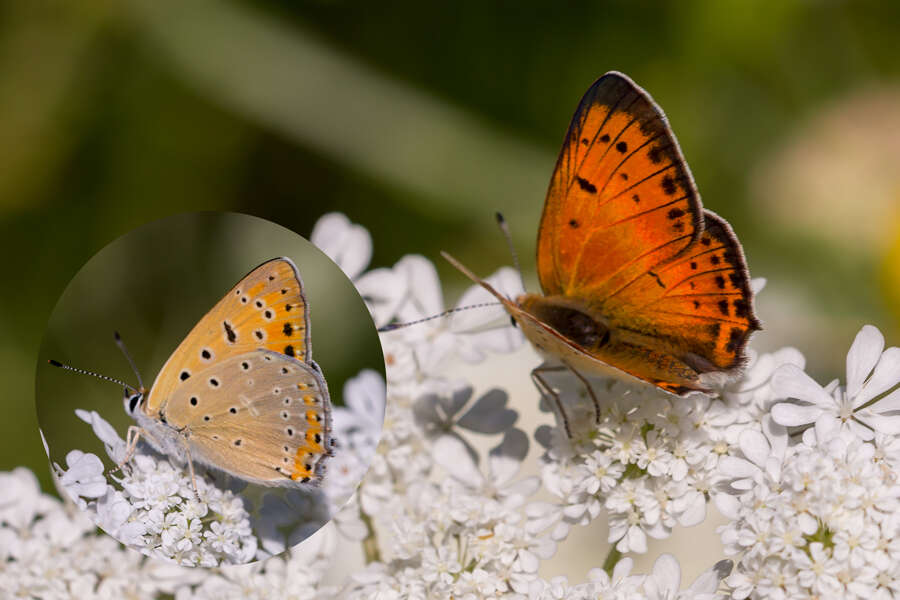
[531,364,572,438]
[179,440,201,498]
[108,425,144,477]
[562,363,601,425]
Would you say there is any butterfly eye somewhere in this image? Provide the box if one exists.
[125,392,142,414]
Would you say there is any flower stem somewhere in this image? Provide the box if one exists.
[602,546,622,577]
[360,511,381,564]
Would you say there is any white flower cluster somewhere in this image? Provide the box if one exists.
[7,212,899,599]
[54,410,259,566]
[716,325,900,599]
[527,554,732,599]
[0,467,337,599]
[48,364,384,567]
[312,213,734,598]
[527,342,803,559]
[0,467,195,599]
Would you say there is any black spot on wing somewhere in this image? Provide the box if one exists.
[661,175,676,195]
[717,299,730,316]
[726,327,745,353]
[576,176,597,194]
[223,321,237,343]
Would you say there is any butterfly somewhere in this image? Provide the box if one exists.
[54,257,335,490]
[443,72,761,434]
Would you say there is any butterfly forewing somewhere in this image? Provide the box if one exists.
[163,350,332,486]
[537,72,704,307]
[146,258,312,413]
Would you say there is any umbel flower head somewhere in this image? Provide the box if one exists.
[8,212,900,599]
[50,367,384,567]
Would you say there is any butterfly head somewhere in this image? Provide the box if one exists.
[123,386,149,417]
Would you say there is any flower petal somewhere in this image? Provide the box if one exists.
[651,553,681,594]
[738,430,770,469]
[714,493,741,519]
[432,434,484,487]
[846,324,884,399]
[310,212,372,280]
[771,402,826,427]
[397,255,444,317]
[677,491,706,526]
[771,364,833,406]
[718,456,760,479]
[854,347,900,408]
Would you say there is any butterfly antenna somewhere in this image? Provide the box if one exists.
[114,331,145,391]
[495,212,527,293]
[47,359,138,394]
[378,302,502,332]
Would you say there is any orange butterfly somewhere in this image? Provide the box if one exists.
[444,72,760,433]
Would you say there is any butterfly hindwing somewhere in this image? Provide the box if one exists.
[537,71,704,306]
[146,257,312,413]
[630,210,761,371]
[162,350,332,486]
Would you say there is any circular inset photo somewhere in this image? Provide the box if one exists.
[36,212,385,566]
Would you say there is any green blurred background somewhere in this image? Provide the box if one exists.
[3,0,899,493]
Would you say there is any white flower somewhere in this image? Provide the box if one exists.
[421,546,462,585]
[375,254,524,370]
[771,324,900,439]
[722,347,805,422]
[579,450,625,495]
[606,479,660,553]
[310,211,373,280]
[57,450,108,500]
[332,369,386,458]
[326,369,386,506]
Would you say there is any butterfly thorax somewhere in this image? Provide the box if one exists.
[516,294,611,353]
[129,399,191,463]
